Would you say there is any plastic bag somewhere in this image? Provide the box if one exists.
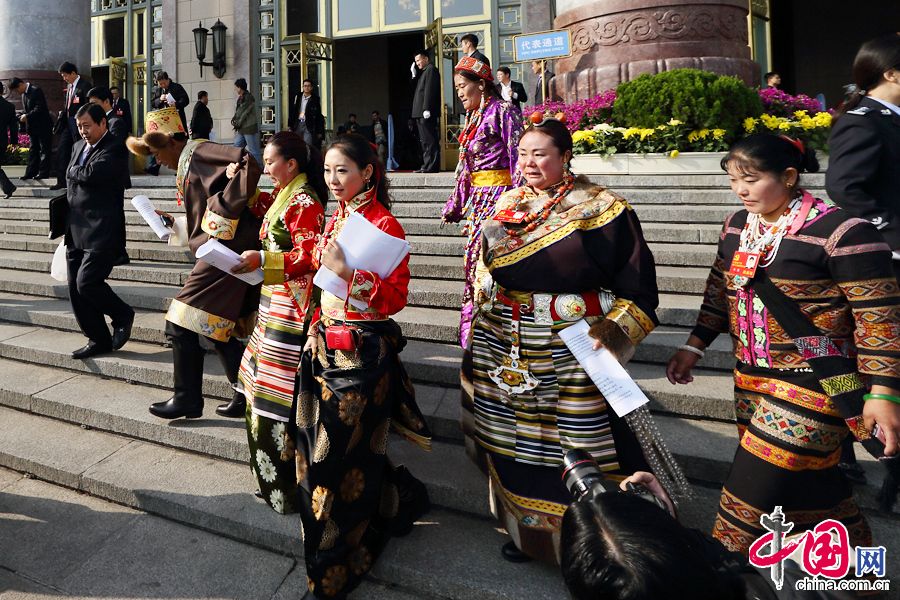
[50,241,67,282]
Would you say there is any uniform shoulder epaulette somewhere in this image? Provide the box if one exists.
[845,106,871,116]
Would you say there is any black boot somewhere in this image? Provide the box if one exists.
[214,337,247,418]
[215,390,247,418]
[151,324,205,419]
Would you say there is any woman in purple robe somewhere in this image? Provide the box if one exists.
[443,56,523,348]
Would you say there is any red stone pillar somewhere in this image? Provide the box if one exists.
[552,0,759,103]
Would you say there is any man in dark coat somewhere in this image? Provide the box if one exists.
[460,34,490,67]
[87,85,131,267]
[289,79,324,149]
[65,104,135,359]
[826,96,900,252]
[109,86,132,134]
[147,71,190,175]
[126,107,262,420]
[531,59,555,105]
[411,51,441,173]
[9,77,52,180]
[190,90,213,140]
[53,62,92,190]
[0,82,18,198]
[496,66,528,109]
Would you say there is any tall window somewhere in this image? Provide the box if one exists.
[286,2,318,35]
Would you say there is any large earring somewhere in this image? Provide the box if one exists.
[364,177,372,190]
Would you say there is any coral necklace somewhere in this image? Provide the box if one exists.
[504,173,575,237]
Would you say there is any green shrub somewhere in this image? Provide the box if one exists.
[612,69,763,140]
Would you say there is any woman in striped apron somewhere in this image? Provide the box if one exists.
[230,131,327,514]
[468,116,662,564]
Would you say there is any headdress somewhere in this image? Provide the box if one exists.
[779,134,805,156]
[525,110,567,129]
[146,107,187,135]
[125,107,187,156]
[454,56,493,82]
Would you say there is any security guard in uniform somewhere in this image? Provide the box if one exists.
[826,33,900,253]
[825,33,900,488]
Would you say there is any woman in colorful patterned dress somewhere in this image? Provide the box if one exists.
[468,116,672,564]
[227,131,328,514]
[443,56,523,347]
[667,133,900,554]
[296,134,432,599]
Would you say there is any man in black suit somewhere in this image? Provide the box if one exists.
[53,62,92,190]
[496,66,528,109]
[531,60,555,105]
[148,71,190,175]
[411,51,441,173]
[65,104,134,359]
[109,86,132,134]
[190,90,213,140]
[87,86,131,267]
[9,77,52,180]
[289,79,324,149]
[88,86,129,145]
[0,82,18,198]
[460,34,490,67]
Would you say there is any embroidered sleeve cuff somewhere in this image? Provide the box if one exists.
[605,298,655,346]
[262,251,285,285]
[588,318,635,365]
[200,209,239,240]
[348,269,377,306]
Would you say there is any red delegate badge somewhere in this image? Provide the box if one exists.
[494,209,527,223]
[729,251,760,278]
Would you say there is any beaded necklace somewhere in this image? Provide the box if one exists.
[733,195,801,286]
[503,173,575,237]
[457,96,492,162]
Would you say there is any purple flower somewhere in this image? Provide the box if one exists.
[524,90,617,132]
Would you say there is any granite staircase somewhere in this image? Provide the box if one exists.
[0,170,897,598]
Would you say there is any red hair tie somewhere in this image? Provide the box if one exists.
[779,135,805,156]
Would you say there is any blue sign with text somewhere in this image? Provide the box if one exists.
[513,30,571,62]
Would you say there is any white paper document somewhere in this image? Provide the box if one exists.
[196,238,263,285]
[312,211,411,305]
[131,195,174,240]
[558,319,649,417]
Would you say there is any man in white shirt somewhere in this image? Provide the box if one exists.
[495,66,528,109]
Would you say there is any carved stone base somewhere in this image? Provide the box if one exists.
[552,0,760,103]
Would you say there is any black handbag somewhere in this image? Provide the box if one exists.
[751,268,900,510]
[48,192,69,240]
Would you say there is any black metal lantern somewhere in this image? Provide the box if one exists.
[193,19,228,78]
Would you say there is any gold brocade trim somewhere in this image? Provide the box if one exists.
[247,188,261,209]
[165,299,235,342]
[486,457,567,521]
[320,292,387,321]
[741,430,841,471]
[201,209,239,240]
[262,251,285,285]
[734,372,840,416]
[605,298,655,345]
[176,139,205,200]
[392,422,432,452]
[490,199,627,269]
[471,169,512,187]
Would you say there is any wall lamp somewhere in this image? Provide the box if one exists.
[193,19,227,78]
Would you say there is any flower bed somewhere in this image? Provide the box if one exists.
[526,70,833,158]
[4,134,31,166]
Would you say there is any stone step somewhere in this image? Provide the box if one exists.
[0,299,740,423]
[582,172,828,189]
[0,320,464,442]
[0,406,569,600]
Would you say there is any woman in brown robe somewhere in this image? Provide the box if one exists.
[126,107,262,420]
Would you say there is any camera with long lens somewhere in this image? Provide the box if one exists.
[560,448,668,512]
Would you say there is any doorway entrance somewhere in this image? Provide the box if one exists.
[331,32,422,169]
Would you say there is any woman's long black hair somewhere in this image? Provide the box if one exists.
[324,133,392,210]
[266,130,328,206]
[839,32,900,115]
